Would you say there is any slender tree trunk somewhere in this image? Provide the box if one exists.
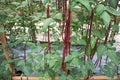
[47,4,51,53]
[62,0,71,73]
[0,24,15,75]
[28,0,36,42]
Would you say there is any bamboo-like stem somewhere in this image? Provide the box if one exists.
[39,0,43,10]
[24,43,26,65]
[104,23,111,45]
[62,0,67,72]
[84,23,89,64]
[90,38,99,59]
[27,0,36,42]
[88,8,94,46]
[62,0,71,72]
[85,8,94,80]
[58,0,62,11]
[47,4,51,53]
[84,8,94,64]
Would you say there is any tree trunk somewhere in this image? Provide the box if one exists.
[0,24,15,75]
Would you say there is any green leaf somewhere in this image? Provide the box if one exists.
[43,0,48,5]
[67,75,74,80]
[76,0,91,13]
[43,18,54,31]
[97,44,107,58]
[70,1,77,9]
[11,2,20,6]
[44,71,50,78]
[53,13,62,21]
[48,69,56,80]
[107,50,119,65]
[17,60,25,66]
[0,26,4,33]
[92,30,101,39]
[86,60,95,71]
[100,28,106,38]
[72,58,79,66]
[34,0,40,2]
[7,59,15,64]
[71,36,77,44]
[100,62,117,77]
[86,45,92,56]
[90,37,96,49]
[27,42,36,49]
[100,11,111,27]
[36,13,42,17]
[71,52,80,58]
[35,55,43,61]
[65,55,73,62]
[96,4,106,15]
[5,64,9,70]
[40,60,44,68]
[106,6,120,16]
[31,13,42,22]
[108,0,118,8]
[48,60,56,68]
[23,66,31,76]
[78,39,86,45]
[1,61,8,66]
[59,74,66,80]
[106,42,113,49]
[21,1,28,7]
[112,24,119,32]
[45,54,52,59]
[81,65,87,77]
[33,63,40,70]
[54,61,61,69]
[17,1,27,8]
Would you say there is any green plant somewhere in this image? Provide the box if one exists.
[0,0,120,80]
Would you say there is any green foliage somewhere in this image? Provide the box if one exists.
[0,26,4,33]
[0,0,120,79]
[107,50,119,65]
[53,13,63,21]
[43,18,54,31]
[101,62,117,77]
[97,44,107,58]
[112,24,119,33]
[106,6,120,16]
[86,60,95,72]
[90,37,96,48]
[106,0,118,8]
[76,0,91,13]
[100,11,111,27]
[92,30,102,39]
[65,51,82,62]
[59,74,66,80]
[23,66,32,76]
[78,39,86,45]
[0,58,11,79]
[96,4,105,15]
[81,65,88,77]
[67,75,74,80]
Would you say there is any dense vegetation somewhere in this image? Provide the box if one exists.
[0,0,120,80]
